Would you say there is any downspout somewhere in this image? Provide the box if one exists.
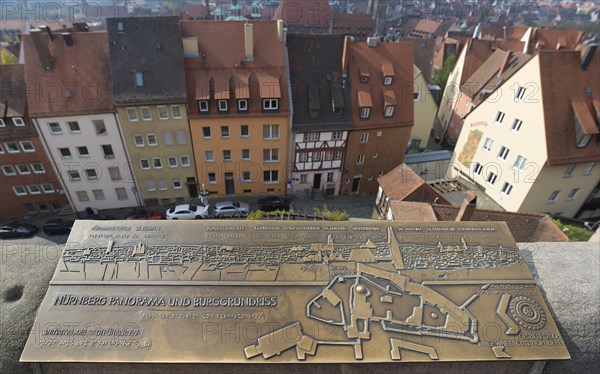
[112,111,141,207]
[284,39,294,196]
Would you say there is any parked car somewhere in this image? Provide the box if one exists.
[43,219,74,235]
[125,209,163,220]
[165,204,209,220]
[214,201,250,218]
[257,196,292,212]
[0,222,38,239]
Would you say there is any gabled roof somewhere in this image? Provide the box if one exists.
[389,201,438,222]
[107,17,187,105]
[22,30,114,117]
[473,52,533,106]
[0,64,26,117]
[538,50,600,165]
[412,19,440,35]
[378,164,448,204]
[287,34,353,132]
[274,0,333,25]
[398,37,436,82]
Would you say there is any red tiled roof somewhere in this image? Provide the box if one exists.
[0,64,26,117]
[389,201,438,222]
[378,164,425,201]
[274,0,333,25]
[413,19,440,35]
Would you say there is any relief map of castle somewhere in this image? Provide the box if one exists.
[22,221,569,364]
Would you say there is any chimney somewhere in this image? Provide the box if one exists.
[29,29,53,71]
[244,23,254,61]
[62,32,73,47]
[277,19,284,42]
[367,36,378,48]
[498,51,513,76]
[455,192,477,222]
[581,43,598,70]
[39,25,53,41]
[342,35,351,76]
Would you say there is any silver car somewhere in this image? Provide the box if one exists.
[166,204,209,220]
[214,201,250,218]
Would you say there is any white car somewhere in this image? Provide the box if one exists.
[214,201,250,218]
[166,204,209,220]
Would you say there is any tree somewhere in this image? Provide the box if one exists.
[432,53,457,94]
[1,49,18,65]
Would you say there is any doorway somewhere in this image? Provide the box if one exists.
[225,173,235,195]
[313,173,321,190]
[352,176,361,194]
[187,177,198,197]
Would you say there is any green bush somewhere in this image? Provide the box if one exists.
[313,205,349,221]
[553,219,593,242]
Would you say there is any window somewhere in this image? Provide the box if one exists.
[486,172,498,185]
[2,165,16,176]
[242,149,250,160]
[564,164,576,178]
[483,138,493,151]
[263,149,279,162]
[76,191,89,202]
[156,105,169,119]
[335,151,343,160]
[511,119,523,132]
[127,108,138,122]
[300,174,308,183]
[497,146,509,161]
[42,183,55,194]
[304,132,320,142]
[171,105,182,119]
[218,100,228,112]
[14,117,26,126]
[202,127,211,138]
[413,92,420,101]
[140,159,150,170]
[577,134,591,148]
[372,152,378,159]
[238,99,248,111]
[223,150,232,161]
[263,99,278,110]
[17,164,30,175]
[263,170,279,183]
[208,173,217,183]
[50,201,62,210]
[68,170,81,181]
[152,158,162,169]
[166,156,178,168]
[583,162,597,176]
[135,71,144,87]
[547,190,560,203]
[241,125,249,137]
[360,108,370,119]
[501,182,513,196]
[513,155,527,170]
[134,134,144,147]
[59,147,72,159]
[566,188,580,201]
[67,121,80,132]
[163,131,174,145]
[157,179,167,191]
[384,106,395,117]
[327,172,334,182]
[360,133,369,143]
[332,131,343,140]
[93,120,107,135]
[147,134,158,146]
[263,125,280,140]
[384,76,393,86]
[115,188,128,200]
[31,163,45,174]
[198,100,209,112]
[138,106,151,121]
[299,153,308,162]
[242,171,251,181]
[173,179,182,189]
[325,151,333,161]
[13,186,27,196]
[494,111,505,125]
[473,163,483,176]
[515,86,526,102]
[102,145,114,159]
[85,168,98,180]
[93,189,105,200]
[20,141,35,152]
[357,154,365,165]
[48,122,62,134]
[312,151,322,161]
[221,126,230,137]
[77,146,90,157]
[361,76,368,84]
[205,150,214,162]
[180,155,190,167]
[146,180,156,192]
[176,131,186,145]
[0,119,5,127]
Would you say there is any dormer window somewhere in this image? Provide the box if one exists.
[238,99,248,112]
[361,77,369,84]
[135,71,144,87]
[358,91,373,120]
[359,67,370,84]
[117,21,124,33]
[383,89,397,118]
[384,77,393,86]
[198,100,209,113]
[384,106,395,117]
[361,108,371,119]
[381,62,395,86]
[218,100,228,112]
[263,99,278,111]
[13,117,25,127]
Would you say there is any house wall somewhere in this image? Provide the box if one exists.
[190,116,290,196]
[411,71,437,149]
[34,113,138,212]
[116,105,198,206]
[434,43,467,140]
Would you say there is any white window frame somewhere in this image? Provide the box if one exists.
[384,106,395,117]
[332,131,343,140]
[27,184,41,195]
[223,150,232,161]
[176,131,186,145]
[483,138,493,152]
[566,188,580,201]
[263,170,279,183]
[547,190,560,203]
[92,189,105,200]
[511,118,523,132]
[127,107,139,122]
[157,179,168,191]
[93,120,107,135]
[515,86,526,102]
[20,141,35,152]
[76,191,90,202]
[13,118,26,127]
[384,76,393,86]
[5,142,20,153]
[157,105,169,120]
[59,147,72,159]
[115,187,128,201]
[357,154,365,165]
[0,119,5,127]
[140,158,150,170]
[163,131,174,146]
[241,125,249,137]
[180,155,190,167]
[146,180,156,192]
[501,182,513,196]
[140,107,152,121]
[218,100,228,112]
[360,107,370,119]
[168,156,178,168]
[299,153,308,162]
[205,150,214,162]
[486,171,498,185]
[263,124,280,140]
[360,133,369,143]
[16,164,31,175]
[198,100,209,112]
[304,132,319,142]
[77,146,90,158]
[563,164,576,178]
[577,134,591,148]
[13,185,27,196]
[494,111,505,125]
[147,133,158,147]
[221,126,230,138]
[263,148,279,163]
[67,121,80,133]
[68,170,81,181]
[208,173,217,184]
[48,122,62,134]
[173,179,183,190]
[473,163,483,176]
[238,99,248,111]
[85,168,98,180]
[152,157,163,169]
[497,146,509,161]
[263,99,279,110]
[513,155,527,170]
[242,149,250,160]
[202,127,211,138]
[2,165,16,176]
[41,183,54,194]
[171,105,182,119]
[583,162,596,176]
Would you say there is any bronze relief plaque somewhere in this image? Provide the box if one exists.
[21,221,569,363]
